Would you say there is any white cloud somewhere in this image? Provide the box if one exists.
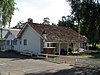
[10,0,71,27]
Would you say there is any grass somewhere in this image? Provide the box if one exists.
[0,50,3,52]
[89,44,100,50]
[67,54,93,58]
[66,52,100,59]
[97,44,100,50]
[97,44,100,48]
[5,50,16,52]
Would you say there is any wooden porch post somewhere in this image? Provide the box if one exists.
[49,43,51,47]
[78,43,80,51]
[58,43,61,55]
[86,43,89,50]
[44,42,47,47]
[83,43,85,49]
[67,43,69,55]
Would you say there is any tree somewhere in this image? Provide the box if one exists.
[42,17,50,25]
[0,0,15,39]
[0,0,15,27]
[66,0,100,48]
[58,16,67,27]
[58,15,76,30]
[12,21,24,29]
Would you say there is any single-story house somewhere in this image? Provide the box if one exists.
[16,21,87,55]
[0,28,8,50]
[4,29,20,51]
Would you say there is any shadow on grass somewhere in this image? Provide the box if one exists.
[0,51,32,59]
[0,51,44,60]
[85,52,100,59]
[24,67,100,75]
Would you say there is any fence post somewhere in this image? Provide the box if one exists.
[75,58,77,65]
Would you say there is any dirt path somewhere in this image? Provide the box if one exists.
[0,52,100,75]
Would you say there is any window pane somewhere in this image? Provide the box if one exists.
[7,40,10,45]
[24,39,27,45]
[13,39,17,45]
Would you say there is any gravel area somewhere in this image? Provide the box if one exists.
[0,52,73,75]
[0,52,100,75]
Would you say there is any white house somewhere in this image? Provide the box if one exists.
[17,22,87,55]
[4,29,20,51]
[0,28,8,50]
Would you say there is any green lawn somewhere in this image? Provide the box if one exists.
[66,52,100,59]
[97,44,100,50]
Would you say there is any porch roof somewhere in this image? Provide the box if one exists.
[29,23,87,43]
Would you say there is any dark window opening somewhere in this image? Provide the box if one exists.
[24,39,27,45]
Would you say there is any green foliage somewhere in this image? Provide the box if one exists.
[67,52,100,59]
[0,0,15,27]
[42,17,50,25]
[58,15,76,30]
[0,50,3,52]
[5,49,15,52]
[67,0,100,47]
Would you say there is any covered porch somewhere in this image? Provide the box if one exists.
[42,42,87,55]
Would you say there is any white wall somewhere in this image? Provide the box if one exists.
[14,39,21,51]
[19,26,41,55]
[4,32,15,50]
[4,31,20,51]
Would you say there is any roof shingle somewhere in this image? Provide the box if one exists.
[29,23,87,43]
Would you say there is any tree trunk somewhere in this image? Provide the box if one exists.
[92,43,97,49]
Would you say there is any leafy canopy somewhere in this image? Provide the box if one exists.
[66,0,100,47]
[0,0,15,27]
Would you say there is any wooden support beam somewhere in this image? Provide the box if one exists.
[67,43,69,55]
[58,43,60,55]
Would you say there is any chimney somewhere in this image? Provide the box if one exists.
[27,18,33,23]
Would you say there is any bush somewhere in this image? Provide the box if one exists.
[0,50,3,52]
[89,46,97,50]
[5,50,15,52]
[96,45,100,50]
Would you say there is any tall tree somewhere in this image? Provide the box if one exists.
[0,0,15,39]
[42,17,50,25]
[58,15,76,30]
[67,0,100,48]
[0,0,15,27]
[58,16,67,27]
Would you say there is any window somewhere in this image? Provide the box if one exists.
[20,40,21,44]
[7,40,10,45]
[23,39,27,45]
[11,40,13,45]
[69,43,73,47]
[52,43,56,47]
[47,43,49,47]
[13,39,17,45]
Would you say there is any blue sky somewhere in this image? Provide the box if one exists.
[10,0,71,27]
